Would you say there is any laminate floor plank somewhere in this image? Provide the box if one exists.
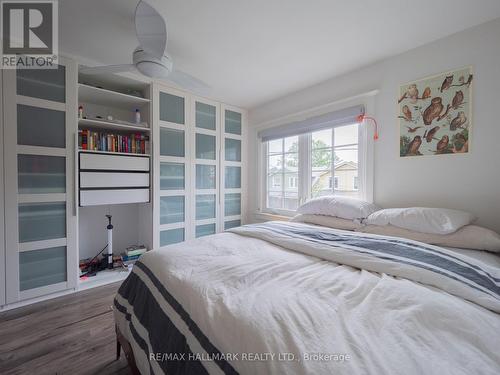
[0,282,131,375]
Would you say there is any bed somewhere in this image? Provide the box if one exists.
[114,221,500,375]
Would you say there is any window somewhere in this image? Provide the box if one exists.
[264,122,361,213]
[311,124,358,198]
[329,176,339,189]
[272,175,281,188]
[266,136,299,211]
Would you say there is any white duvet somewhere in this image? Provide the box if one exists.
[119,223,500,375]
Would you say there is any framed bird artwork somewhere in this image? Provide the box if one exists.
[398,66,472,157]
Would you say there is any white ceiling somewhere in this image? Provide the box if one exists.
[60,0,500,109]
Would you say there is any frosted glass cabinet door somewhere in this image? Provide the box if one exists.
[160,196,185,224]
[19,246,67,291]
[224,220,241,230]
[17,65,65,103]
[196,194,216,220]
[160,128,185,157]
[196,224,215,238]
[18,202,66,243]
[196,134,216,160]
[160,162,185,190]
[225,110,242,135]
[18,155,66,194]
[224,193,241,216]
[196,102,216,130]
[196,165,216,189]
[225,138,241,161]
[17,105,66,148]
[160,228,185,246]
[3,58,76,303]
[225,166,241,188]
[160,92,185,124]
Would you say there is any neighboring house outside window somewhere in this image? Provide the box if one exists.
[328,176,339,189]
[272,175,281,188]
[266,136,300,211]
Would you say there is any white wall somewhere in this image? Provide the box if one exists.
[78,204,142,260]
[247,18,500,232]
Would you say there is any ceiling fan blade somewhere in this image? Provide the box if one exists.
[79,64,137,75]
[165,69,211,93]
[135,0,167,59]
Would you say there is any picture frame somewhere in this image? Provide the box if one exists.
[399,66,473,157]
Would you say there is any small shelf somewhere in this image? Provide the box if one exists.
[79,118,150,132]
[79,149,150,157]
[78,83,150,110]
[79,267,131,291]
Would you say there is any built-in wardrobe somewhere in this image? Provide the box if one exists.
[153,85,246,248]
[1,57,78,305]
[0,56,246,309]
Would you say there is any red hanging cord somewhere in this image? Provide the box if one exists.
[356,114,379,140]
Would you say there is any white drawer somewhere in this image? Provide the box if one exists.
[80,172,150,188]
[80,189,150,206]
[80,153,150,171]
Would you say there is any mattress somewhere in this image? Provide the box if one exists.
[114,221,500,375]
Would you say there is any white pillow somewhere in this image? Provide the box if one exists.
[364,207,475,235]
[358,224,500,253]
[291,214,361,231]
[297,196,380,220]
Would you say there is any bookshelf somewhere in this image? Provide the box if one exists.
[78,118,151,133]
[78,72,151,156]
[77,70,153,292]
[78,149,150,157]
[78,83,150,109]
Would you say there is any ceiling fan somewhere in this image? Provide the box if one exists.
[79,0,210,93]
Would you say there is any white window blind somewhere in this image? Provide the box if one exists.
[258,105,364,142]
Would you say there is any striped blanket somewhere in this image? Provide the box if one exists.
[231,221,500,313]
[114,221,500,375]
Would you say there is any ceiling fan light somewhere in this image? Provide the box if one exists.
[133,48,172,79]
[136,60,168,78]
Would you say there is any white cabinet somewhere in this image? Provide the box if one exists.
[79,153,150,171]
[2,57,78,304]
[192,97,220,238]
[0,72,5,306]
[0,61,244,307]
[221,105,245,230]
[152,83,246,249]
[78,152,150,206]
[153,86,190,248]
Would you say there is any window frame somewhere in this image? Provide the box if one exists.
[258,94,377,218]
[264,136,300,213]
[353,176,359,191]
[262,122,364,216]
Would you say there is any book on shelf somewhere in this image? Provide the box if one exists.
[121,253,142,262]
[125,245,147,257]
[79,129,149,154]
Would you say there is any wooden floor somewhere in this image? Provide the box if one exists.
[0,282,131,375]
